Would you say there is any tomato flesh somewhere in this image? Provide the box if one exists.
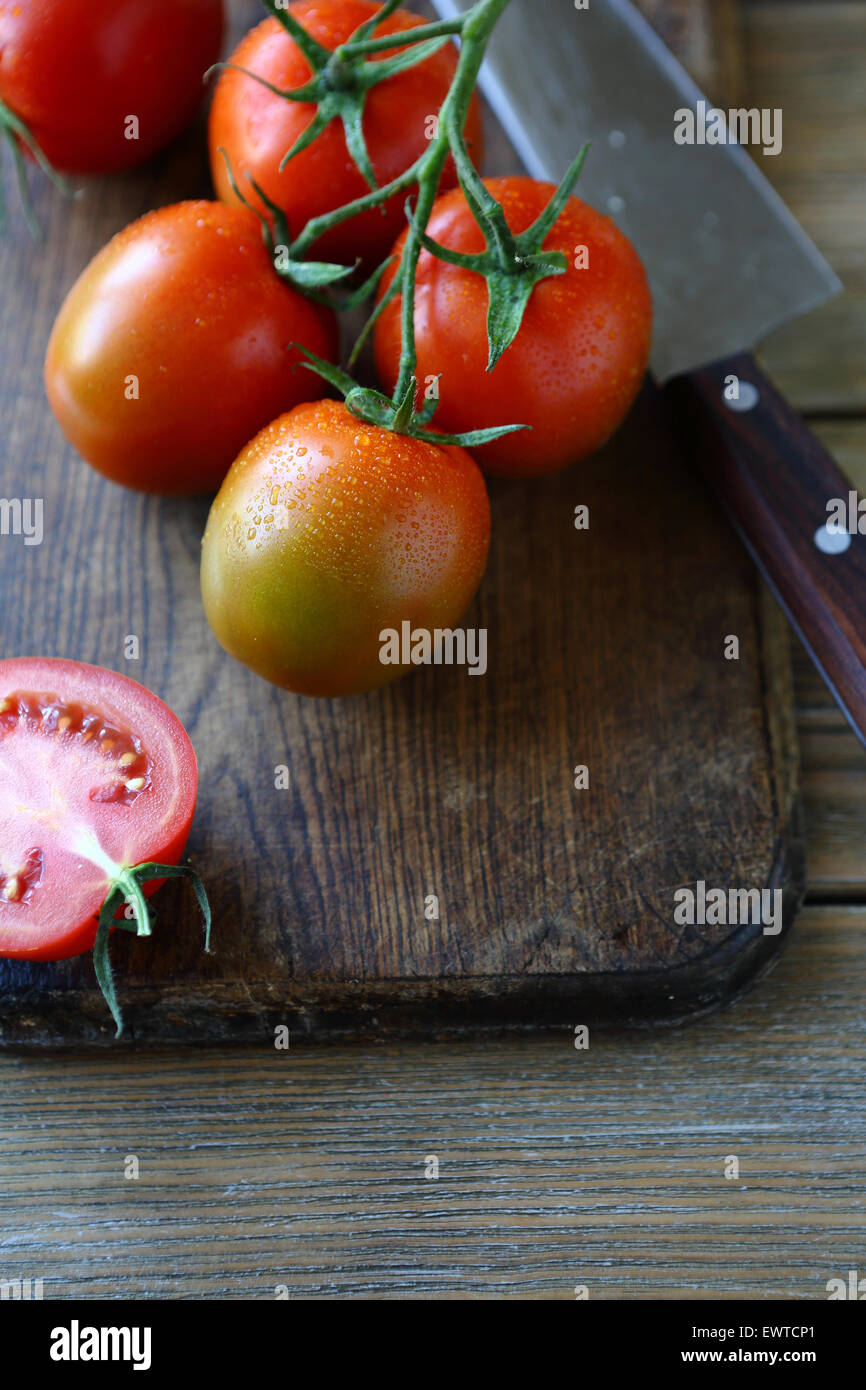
[0,660,197,961]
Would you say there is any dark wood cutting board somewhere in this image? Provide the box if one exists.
[0,0,803,1045]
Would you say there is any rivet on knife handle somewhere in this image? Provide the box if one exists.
[666,351,866,747]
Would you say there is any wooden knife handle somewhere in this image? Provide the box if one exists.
[665,351,866,746]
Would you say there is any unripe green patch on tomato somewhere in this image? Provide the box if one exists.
[201,399,491,698]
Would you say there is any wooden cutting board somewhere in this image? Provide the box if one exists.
[0,0,803,1045]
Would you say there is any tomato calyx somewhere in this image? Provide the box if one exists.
[93,859,212,1038]
[0,94,78,240]
[409,142,592,369]
[214,144,359,296]
[295,346,528,448]
[212,0,450,210]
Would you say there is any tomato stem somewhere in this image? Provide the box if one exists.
[215,144,354,296]
[294,344,526,447]
[255,0,588,441]
[0,95,79,240]
[92,860,212,1038]
[221,0,453,208]
[337,16,466,58]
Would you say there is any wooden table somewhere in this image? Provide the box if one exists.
[1,0,864,1299]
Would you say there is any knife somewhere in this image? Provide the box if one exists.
[430,0,866,745]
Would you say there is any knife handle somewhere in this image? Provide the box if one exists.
[665,351,866,746]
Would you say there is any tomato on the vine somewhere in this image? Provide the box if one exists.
[209,0,484,268]
[0,659,198,963]
[374,177,653,477]
[0,0,224,175]
[201,399,491,698]
[45,201,338,494]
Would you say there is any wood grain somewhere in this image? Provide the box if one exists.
[0,0,803,1043]
[0,385,805,1041]
[746,3,866,410]
[0,0,861,1306]
[0,906,862,1300]
[636,0,744,103]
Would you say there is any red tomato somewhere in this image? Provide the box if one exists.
[201,400,491,697]
[44,201,338,494]
[374,178,654,477]
[0,0,224,174]
[0,659,198,962]
[209,0,484,267]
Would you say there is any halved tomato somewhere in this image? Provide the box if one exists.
[0,658,199,963]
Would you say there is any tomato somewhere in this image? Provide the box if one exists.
[209,0,484,267]
[0,658,198,962]
[201,400,491,697]
[0,0,224,174]
[374,178,654,477]
[44,201,338,495]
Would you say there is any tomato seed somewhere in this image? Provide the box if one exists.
[0,692,150,807]
[0,849,44,907]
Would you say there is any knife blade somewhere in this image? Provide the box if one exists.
[430,0,866,748]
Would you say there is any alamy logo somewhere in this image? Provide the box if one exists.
[826,1269,866,1300]
[825,492,866,535]
[0,497,43,546]
[0,1276,43,1299]
[674,101,783,157]
[379,621,488,676]
[50,1321,152,1371]
[674,880,783,935]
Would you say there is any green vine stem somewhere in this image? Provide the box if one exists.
[389,0,510,401]
[92,861,212,1038]
[210,0,452,196]
[0,95,78,240]
[215,144,357,296]
[234,0,592,443]
[294,346,526,446]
